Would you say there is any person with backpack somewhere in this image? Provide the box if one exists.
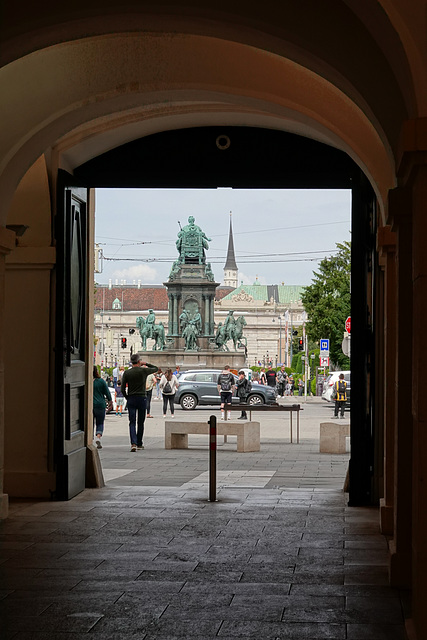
[276,366,288,397]
[236,370,251,419]
[217,365,236,421]
[333,373,347,418]
[160,368,179,418]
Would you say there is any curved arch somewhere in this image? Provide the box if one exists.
[1,33,396,224]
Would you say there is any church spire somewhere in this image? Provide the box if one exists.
[223,212,238,288]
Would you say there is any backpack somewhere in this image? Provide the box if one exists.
[246,380,252,394]
[219,373,233,391]
[338,380,346,394]
[163,380,172,394]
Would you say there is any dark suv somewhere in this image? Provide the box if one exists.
[174,369,277,410]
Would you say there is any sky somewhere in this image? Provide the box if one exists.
[94,188,351,287]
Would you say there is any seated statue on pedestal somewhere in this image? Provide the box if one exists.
[176,216,211,265]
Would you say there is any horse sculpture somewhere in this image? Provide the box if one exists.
[136,316,166,351]
[227,315,247,351]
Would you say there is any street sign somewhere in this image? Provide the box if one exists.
[345,316,351,333]
[320,356,329,367]
[320,339,329,356]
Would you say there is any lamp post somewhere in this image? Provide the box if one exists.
[301,311,307,400]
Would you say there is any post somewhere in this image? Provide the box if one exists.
[209,415,217,502]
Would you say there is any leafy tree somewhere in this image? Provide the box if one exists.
[301,241,351,369]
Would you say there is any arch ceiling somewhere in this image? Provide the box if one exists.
[1,1,424,222]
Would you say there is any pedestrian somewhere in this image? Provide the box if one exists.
[155,369,163,399]
[160,368,179,417]
[217,365,236,421]
[298,378,304,396]
[114,381,125,416]
[266,364,277,388]
[173,365,180,376]
[93,366,112,449]
[276,366,287,397]
[259,368,267,385]
[121,355,158,452]
[146,372,156,417]
[112,364,119,385]
[333,373,347,419]
[236,370,251,419]
[289,375,295,395]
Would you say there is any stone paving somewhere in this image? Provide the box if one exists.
[0,399,407,638]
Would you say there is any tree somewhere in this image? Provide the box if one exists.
[301,241,351,369]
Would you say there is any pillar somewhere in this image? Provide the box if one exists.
[388,187,413,588]
[0,227,17,519]
[204,295,209,336]
[377,226,397,535]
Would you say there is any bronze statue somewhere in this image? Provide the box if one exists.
[175,216,211,265]
[214,322,228,351]
[183,321,199,351]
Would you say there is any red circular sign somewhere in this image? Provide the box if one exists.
[345,316,351,333]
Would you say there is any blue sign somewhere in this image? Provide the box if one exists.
[320,339,329,352]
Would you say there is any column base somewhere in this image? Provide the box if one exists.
[0,492,9,519]
[380,498,394,535]
[389,539,412,588]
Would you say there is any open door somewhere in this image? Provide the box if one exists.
[55,176,88,500]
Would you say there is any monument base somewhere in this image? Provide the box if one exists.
[137,350,246,371]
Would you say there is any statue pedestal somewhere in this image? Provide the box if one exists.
[137,349,246,371]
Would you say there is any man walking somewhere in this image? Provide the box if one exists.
[121,354,158,452]
[333,373,347,419]
[236,370,251,419]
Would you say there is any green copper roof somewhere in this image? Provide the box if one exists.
[221,284,305,303]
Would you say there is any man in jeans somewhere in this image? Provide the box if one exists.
[121,355,158,452]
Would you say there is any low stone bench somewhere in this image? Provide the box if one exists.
[165,420,260,453]
[320,421,350,454]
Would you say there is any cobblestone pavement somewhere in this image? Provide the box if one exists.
[0,398,407,639]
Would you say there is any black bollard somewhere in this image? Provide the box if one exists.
[208,415,217,502]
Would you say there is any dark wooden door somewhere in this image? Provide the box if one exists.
[55,178,88,500]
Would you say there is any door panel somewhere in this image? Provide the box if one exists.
[55,179,88,500]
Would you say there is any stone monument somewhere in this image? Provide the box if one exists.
[137,216,246,369]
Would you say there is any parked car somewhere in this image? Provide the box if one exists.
[175,369,277,410]
[321,371,351,406]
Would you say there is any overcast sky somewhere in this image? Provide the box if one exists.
[94,188,351,287]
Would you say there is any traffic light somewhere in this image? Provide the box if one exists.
[121,337,127,349]
[298,338,304,351]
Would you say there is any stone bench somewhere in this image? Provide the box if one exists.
[165,420,260,453]
[320,421,350,454]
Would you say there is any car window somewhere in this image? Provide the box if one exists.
[194,373,214,383]
[344,374,350,383]
[182,373,196,382]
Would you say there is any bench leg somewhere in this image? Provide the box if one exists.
[236,432,260,453]
[169,433,189,449]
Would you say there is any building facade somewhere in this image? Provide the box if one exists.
[94,282,305,368]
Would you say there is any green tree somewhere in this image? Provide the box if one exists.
[301,241,351,369]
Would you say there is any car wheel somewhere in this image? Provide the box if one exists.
[180,394,198,410]
[248,394,264,405]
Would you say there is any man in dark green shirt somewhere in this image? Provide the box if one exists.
[121,354,158,452]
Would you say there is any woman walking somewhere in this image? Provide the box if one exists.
[160,368,179,417]
[93,366,112,449]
